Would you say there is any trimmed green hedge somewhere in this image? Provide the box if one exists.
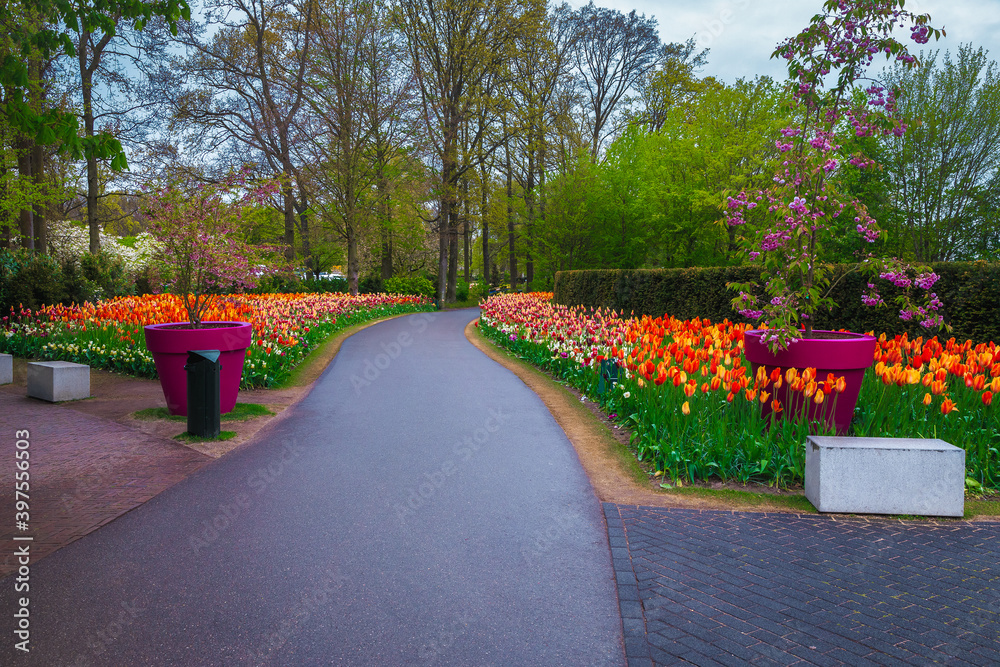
[554,262,1000,344]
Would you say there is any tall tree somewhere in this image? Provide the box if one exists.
[629,37,708,132]
[303,0,412,295]
[881,44,1000,261]
[509,1,577,289]
[0,0,189,175]
[397,0,534,303]
[169,0,315,262]
[570,1,663,160]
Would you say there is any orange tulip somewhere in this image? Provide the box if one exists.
[922,393,933,406]
[681,401,691,416]
[814,389,825,404]
[941,398,957,415]
[759,391,770,404]
[770,399,783,413]
[983,391,993,407]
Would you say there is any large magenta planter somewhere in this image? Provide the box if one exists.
[743,329,876,435]
[144,322,252,416]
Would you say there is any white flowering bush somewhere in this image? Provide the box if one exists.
[47,220,160,276]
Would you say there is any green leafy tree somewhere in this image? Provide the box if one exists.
[881,43,1000,261]
[0,0,189,161]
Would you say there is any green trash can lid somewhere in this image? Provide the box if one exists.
[187,349,221,363]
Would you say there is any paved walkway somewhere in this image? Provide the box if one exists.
[0,390,211,578]
[1,310,623,665]
[1,308,998,665]
[606,505,1000,667]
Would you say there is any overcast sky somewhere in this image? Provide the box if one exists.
[565,0,1000,83]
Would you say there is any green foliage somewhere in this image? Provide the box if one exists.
[79,252,135,299]
[384,275,435,297]
[0,0,191,161]
[0,249,138,314]
[880,44,1000,262]
[535,77,790,286]
[555,263,1000,344]
[359,275,385,294]
[0,249,66,313]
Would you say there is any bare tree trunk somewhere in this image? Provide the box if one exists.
[379,172,393,279]
[463,182,471,281]
[447,207,458,301]
[480,172,489,287]
[17,142,33,250]
[79,26,112,255]
[31,141,45,254]
[436,202,448,306]
[506,167,515,289]
[381,227,393,279]
[525,144,535,291]
[282,184,296,261]
[346,215,359,296]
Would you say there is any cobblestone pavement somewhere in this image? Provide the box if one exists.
[606,504,1000,667]
[0,390,211,578]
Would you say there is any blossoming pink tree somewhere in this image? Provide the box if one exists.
[144,170,284,327]
[726,0,947,350]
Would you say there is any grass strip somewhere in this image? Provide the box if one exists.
[133,402,274,422]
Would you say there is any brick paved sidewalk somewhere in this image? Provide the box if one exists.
[606,504,1000,667]
[0,391,211,578]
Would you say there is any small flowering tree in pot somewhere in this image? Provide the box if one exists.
[142,170,283,415]
[725,0,946,433]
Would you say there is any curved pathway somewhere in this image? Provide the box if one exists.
[1,309,624,665]
[3,308,999,666]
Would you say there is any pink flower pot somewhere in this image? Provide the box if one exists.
[144,322,252,416]
[742,329,876,435]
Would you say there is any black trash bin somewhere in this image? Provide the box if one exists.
[185,350,221,438]
[597,358,620,395]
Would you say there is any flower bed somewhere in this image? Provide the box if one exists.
[480,293,999,491]
[2,293,432,388]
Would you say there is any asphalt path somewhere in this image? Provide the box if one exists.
[1,308,624,665]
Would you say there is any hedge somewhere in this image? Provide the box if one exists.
[554,262,1000,344]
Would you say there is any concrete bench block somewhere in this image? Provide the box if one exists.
[27,361,90,402]
[805,436,965,517]
[0,354,11,385]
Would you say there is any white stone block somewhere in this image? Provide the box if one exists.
[27,361,90,402]
[806,436,965,518]
[0,354,11,385]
